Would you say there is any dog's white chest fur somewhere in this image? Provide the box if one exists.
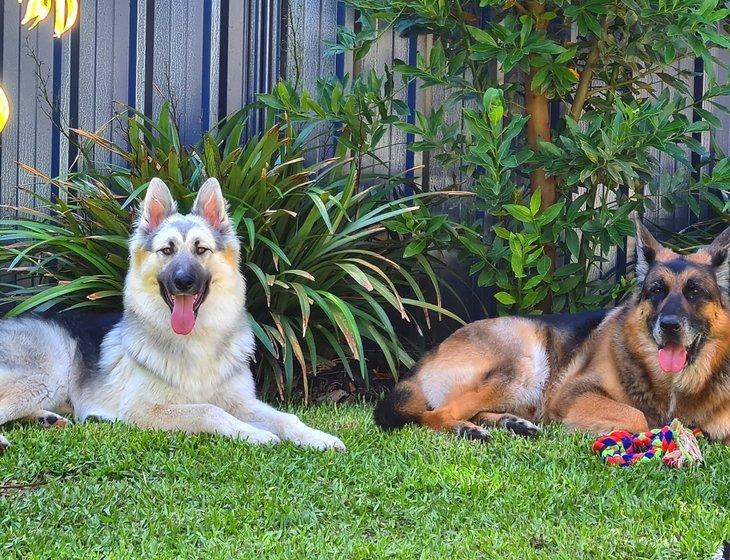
[76,316,256,420]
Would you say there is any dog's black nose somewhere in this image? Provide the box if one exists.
[659,315,681,333]
[172,269,196,292]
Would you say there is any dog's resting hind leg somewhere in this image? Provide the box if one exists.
[0,317,77,450]
[0,368,67,427]
[0,374,71,451]
[421,395,492,442]
[19,410,72,428]
[420,378,518,442]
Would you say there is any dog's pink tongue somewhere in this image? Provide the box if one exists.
[658,344,687,373]
[171,294,196,335]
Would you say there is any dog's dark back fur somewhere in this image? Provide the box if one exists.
[42,311,121,373]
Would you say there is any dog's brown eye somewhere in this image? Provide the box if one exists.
[195,246,209,255]
[685,284,703,299]
[649,283,666,296]
[160,246,174,256]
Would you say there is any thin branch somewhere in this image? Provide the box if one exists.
[569,17,610,121]
[586,66,664,96]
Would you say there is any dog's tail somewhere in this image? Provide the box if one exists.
[373,380,427,430]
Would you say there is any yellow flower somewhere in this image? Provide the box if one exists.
[54,0,79,37]
[0,86,10,134]
[21,0,52,29]
[20,0,78,36]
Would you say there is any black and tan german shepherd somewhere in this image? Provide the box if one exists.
[375,218,730,443]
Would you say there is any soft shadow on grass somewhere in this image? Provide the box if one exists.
[0,403,728,559]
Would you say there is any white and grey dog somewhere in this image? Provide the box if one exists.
[0,177,345,452]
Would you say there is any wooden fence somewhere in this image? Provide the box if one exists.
[1,1,728,256]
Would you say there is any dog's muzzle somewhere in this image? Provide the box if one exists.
[158,264,211,335]
[653,314,701,375]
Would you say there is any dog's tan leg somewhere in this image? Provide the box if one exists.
[0,379,56,453]
[421,381,508,441]
[472,412,540,437]
[562,393,649,434]
[0,383,59,427]
[699,407,730,444]
[19,410,72,428]
[126,403,281,445]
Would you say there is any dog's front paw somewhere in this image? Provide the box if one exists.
[237,428,281,446]
[0,434,10,454]
[500,415,541,437]
[292,428,346,452]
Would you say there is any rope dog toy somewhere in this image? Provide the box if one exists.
[592,419,703,468]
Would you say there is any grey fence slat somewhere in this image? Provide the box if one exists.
[182,1,204,142]
[27,29,54,210]
[0,2,55,217]
[712,47,730,167]
[76,0,99,162]
[389,32,410,179]
[285,0,338,159]
[649,58,696,233]
[151,0,172,125]
[358,23,390,177]
[134,0,148,113]
[293,0,337,90]
[58,31,72,183]
[208,0,222,129]
[225,0,246,114]
[1,1,23,216]
[75,0,131,167]
[228,0,280,135]
[14,15,42,215]
[152,0,206,145]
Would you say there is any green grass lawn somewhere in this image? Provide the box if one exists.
[0,403,728,559]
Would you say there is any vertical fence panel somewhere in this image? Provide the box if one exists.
[0,2,727,263]
[285,0,338,158]
[646,59,696,233]
[0,1,56,217]
[227,0,281,135]
[355,23,408,175]
[712,47,730,177]
[151,0,206,145]
[76,0,132,166]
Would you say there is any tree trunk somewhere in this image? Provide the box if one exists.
[524,1,556,210]
[525,1,556,311]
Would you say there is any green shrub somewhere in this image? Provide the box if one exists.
[0,104,474,400]
[263,0,730,313]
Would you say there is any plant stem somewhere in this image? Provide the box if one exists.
[569,36,601,121]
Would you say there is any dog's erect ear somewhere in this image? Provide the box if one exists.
[705,225,730,292]
[192,178,229,230]
[140,178,176,231]
[633,215,663,283]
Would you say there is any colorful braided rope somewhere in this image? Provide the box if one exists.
[592,420,703,468]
